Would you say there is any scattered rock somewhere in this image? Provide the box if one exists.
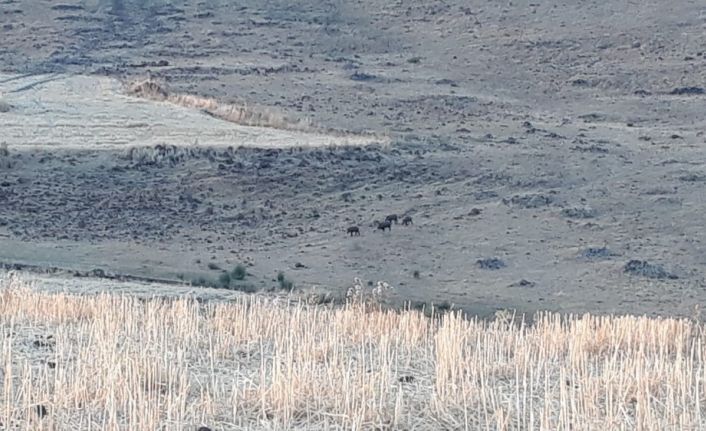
[50,4,84,11]
[510,279,535,288]
[670,87,705,96]
[476,258,506,270]
[503,193,554,209]
[571,144,608,154]
[578,113,607,122]
[624,260,678,280]
[679,173,706,182]
[435,79,457,87]
[571,78,590,87]
[474,190,498,200]
[350,72,382,83]
[580,247,616,260]
[562,207,597,219]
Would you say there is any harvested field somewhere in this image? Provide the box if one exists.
[1,274,704,430]
[0,73,382,150]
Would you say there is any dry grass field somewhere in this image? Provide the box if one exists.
[127,79,318,134]
[1,274,704,430]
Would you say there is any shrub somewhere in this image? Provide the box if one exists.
[434,300,452,312]
[412,270,420,279]
[231,265,247,281]
[192,273,258,293]
[277,271,294,291]
[207,262,221,271]
[234,283,258,293]
[218,272,231,288]
[0,100,10,113]
[123,144,197,167]
[193,277,210,287]
[624,260,678,280]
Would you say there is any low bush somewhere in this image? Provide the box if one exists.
[277,271,294,291]
[231,264,247,281]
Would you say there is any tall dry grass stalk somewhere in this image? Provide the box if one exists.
[1,273,704,430]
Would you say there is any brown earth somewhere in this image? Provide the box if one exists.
[1,0,706,318]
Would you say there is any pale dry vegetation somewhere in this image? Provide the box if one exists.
[1,274,706,430]
[126,79,316,133]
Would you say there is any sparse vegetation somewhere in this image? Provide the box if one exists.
[624,259,678,280]
[2,7,706,431]
[276,271,294,290]
[231,264,247,281]
[122,144,198,166]
[192,276,211,287]
[217,271,231,287]
[126,79,316,133]
[2,274,705,429]
[191,264,256,292]
[346,277,394,306]
[562,206,597,219]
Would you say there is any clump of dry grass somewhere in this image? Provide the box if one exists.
[1,273,705,430]
[126,79,316,133]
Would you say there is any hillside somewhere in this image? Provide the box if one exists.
[1,0,706,317]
